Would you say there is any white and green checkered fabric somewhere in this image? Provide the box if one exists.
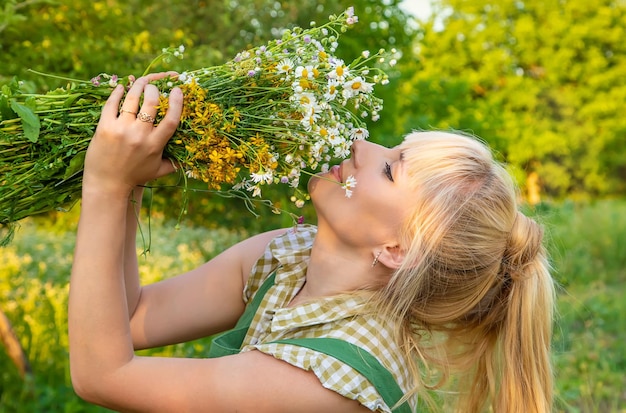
[239,225,416,412]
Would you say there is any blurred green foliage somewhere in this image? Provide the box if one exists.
[0,0,413,87]
[399,0,626,199]
[540,200,626,412]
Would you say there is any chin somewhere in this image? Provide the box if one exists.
[307,174,319,193]
[307,171,328,196]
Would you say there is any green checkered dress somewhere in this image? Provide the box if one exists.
[238,224,416,412]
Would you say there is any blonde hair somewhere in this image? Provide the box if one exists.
[372,131,555,412]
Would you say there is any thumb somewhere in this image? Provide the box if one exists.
[154,158,178,179]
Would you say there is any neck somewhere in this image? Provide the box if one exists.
[300,230,391,300]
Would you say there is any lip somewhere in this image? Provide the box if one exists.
[330,164,342,182]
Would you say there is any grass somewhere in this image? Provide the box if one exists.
[537,200,626,412]
[1,199,625,412]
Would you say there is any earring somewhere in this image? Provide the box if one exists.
[371,251,383,267]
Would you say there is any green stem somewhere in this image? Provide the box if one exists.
[27,69,89,84]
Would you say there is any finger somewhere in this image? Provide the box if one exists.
[154,158,177,179]
[136,84,160,126]
[152,87,183,146]
[144,71,178,82]
[101,85,125,120]
[119,76,152,114]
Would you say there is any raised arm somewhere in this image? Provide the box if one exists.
[69,74,184,388]
[69,75,369,412]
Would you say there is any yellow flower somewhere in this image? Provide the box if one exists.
[208,150,222,164]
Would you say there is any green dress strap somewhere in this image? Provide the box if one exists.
[271,337,412,413]
[207,272,276,358]
[207,271,411,412]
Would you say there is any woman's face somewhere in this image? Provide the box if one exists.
[309,139,416,248]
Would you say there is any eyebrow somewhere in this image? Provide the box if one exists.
[394,151,405,180]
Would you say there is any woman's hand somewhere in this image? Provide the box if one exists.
[82,72,183,199]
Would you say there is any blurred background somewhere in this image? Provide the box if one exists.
[1,0,625,411]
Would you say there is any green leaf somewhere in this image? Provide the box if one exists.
[63,93,82,108]
[63,151,86,179]
[0,94,16,120]
[10,100,40,143]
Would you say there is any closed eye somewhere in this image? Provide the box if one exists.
[384,162,394,182]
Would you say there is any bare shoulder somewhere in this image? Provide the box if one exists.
[78,350,371,413]
[129,227,291,349]
[225,227,290,281]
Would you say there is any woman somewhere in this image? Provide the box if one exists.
[69,74,555,412]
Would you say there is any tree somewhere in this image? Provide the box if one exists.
[396,0,626,199]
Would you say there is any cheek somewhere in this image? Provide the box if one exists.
[358,189,412,229]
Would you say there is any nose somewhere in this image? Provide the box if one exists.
[351,139,386,157]
[350,139,386,169]
[351,139,377,153]
[350,139,363,167]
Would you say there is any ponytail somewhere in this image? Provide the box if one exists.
[497,212,554,413]
[449,212,555,413]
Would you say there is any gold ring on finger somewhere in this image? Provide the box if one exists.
[120,109,137,116]
[137,112,156,123]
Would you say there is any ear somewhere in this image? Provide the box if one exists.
[376,244,406,270]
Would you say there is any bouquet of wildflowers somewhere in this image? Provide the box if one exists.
[0,7,393,245]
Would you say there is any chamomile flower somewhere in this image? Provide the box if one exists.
[342,76,374,99]
[349,127,369,140]
[301,110,320,131]
[328,59,349,81]
[251,168,274,185]
[342,175,357,198]
[295,91,318,109]
[334,141,352,158]
[326,127,343,146]
[277,58,294,75]
[295,65,315,79]
[324,79,340,101]
[185,169,199,179]
[248,185,262,198]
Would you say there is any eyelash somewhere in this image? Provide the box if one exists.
[384,162,394,182]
